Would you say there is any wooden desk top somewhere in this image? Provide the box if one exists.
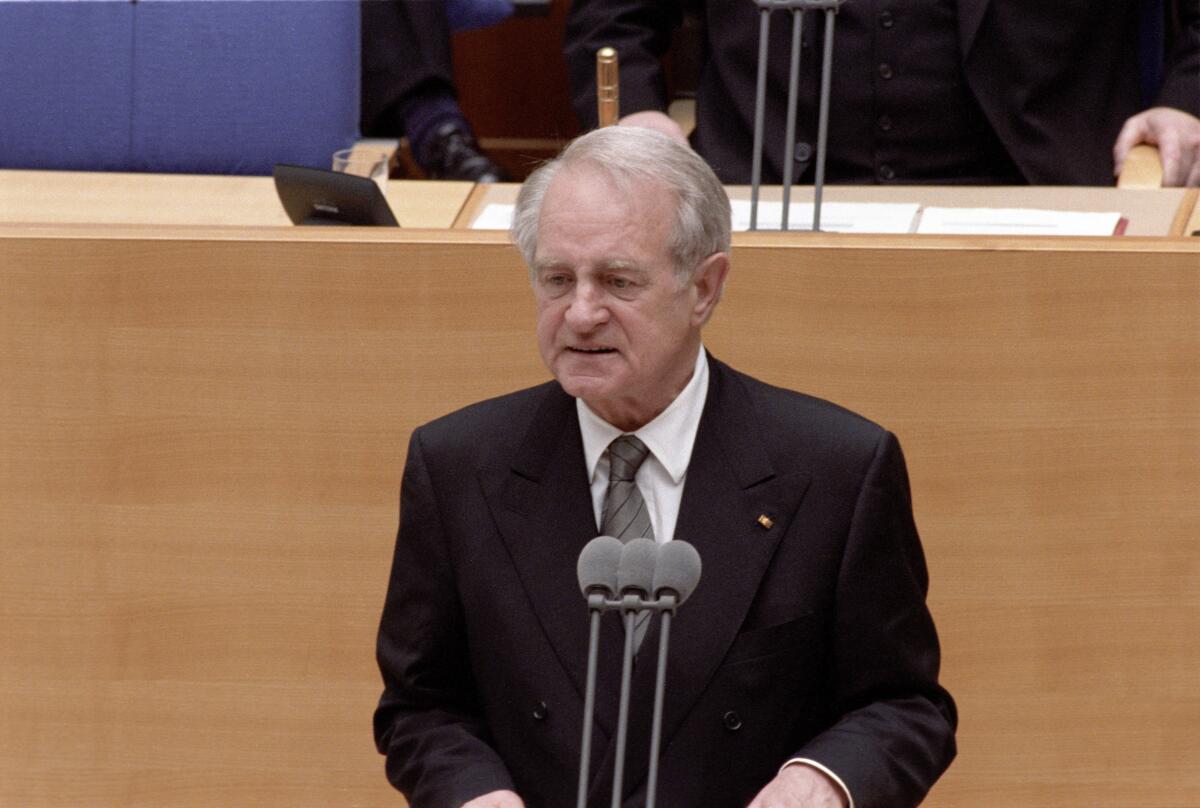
[6,168,1196,239]
[462,182,1199,237]
[0,170,474,229]
[4,169,1195,238]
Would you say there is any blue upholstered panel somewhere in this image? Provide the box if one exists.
[0,2,135,171]
[132,0,361,174]
[447,0,513,33]
[0,0,359,175]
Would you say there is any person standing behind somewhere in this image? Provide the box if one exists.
[565,0,1200,186]
[362,0,509,182]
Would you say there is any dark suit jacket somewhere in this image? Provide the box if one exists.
[360,0,455,136]
[374,357,957,808]
[565,0,1200,185]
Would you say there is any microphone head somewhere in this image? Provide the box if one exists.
[577,535,624,598]
[652,540,702,605]
[616,537,658,597]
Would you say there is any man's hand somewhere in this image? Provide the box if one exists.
[746,764,848,808]
[1113,106,1200,187]
[618,110,690,147]
[460,789,525,808]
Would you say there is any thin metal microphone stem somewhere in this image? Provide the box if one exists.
[576,606,603,808]
[813,8,836,232]
[780,7,805,231]
[644,597,676,808]
[610,606,640,808]
[749,5,771,232]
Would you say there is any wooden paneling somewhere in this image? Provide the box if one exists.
[0,171,473,229]
[1,227,1198,806]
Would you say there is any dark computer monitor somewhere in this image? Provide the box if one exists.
[273,164,399,226]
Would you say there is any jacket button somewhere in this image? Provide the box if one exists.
[532,701,549,721]
[879,10,894,28]
[722,710,743,731]
[794,142,813,163]
[878,62,894,80]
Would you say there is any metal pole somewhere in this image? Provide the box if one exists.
[644,604,674,808]
[749,6,772,231]
[609,609,638,808]
[575,608,602,808]
[812,7,837,231]
[780,7,804,231]
[753,0,843,232]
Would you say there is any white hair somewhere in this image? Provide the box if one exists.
[510,127,731,281]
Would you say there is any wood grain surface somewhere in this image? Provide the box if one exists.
[1,227,1197,807]
[0,171,473,229]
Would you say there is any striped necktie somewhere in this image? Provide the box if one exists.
[601,434,654,648]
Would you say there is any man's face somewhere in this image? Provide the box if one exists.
[531,167,724,431]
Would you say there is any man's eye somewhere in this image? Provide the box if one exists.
[609,276,630,289]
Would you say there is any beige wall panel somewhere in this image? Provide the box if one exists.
[1,229,1197,807]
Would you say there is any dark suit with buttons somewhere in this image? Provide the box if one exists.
[374,357,956,808]
[565,0,1200,185]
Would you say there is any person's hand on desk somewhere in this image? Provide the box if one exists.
[1113,106,1200,186]
[461,789,525,808]
[746,763,849,808]
[618,110,690,148]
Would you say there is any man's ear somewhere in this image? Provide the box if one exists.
[690,252,731,327]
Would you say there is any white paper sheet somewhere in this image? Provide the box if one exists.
[472,200,921,234]
[471,203,515,230]
[917,207,1122,236]
[731,200,920,233]
[473,200,1123,237]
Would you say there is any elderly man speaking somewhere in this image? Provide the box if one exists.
[373,127,956,808]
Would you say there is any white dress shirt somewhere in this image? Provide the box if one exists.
[577,345,708,542]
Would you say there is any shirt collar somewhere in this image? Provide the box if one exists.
[577,345,709,485]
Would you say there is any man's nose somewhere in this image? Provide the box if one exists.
[563,285,609,330]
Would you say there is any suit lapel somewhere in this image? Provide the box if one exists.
[479,385,608,725]
[589,359,812,804]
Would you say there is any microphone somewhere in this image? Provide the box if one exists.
[616,537,657,603]
[644,541,702,808]
[575,536,624,808]
[610,538,658,808]
[652,540,702,605]
[578,535,623,603]
[573,538,702,808]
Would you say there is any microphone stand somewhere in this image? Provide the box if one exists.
[575,537,699,808]
[575,590,672,808]
[610,591,646,808]
[644,593,677,808]
[750,0,845,232]
[576,592,607,808]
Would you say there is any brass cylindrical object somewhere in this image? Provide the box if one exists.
[596,47,619,127]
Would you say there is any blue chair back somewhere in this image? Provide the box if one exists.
[0,0,360,175]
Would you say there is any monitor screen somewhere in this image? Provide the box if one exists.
[273,164,399,226]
